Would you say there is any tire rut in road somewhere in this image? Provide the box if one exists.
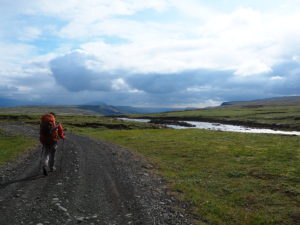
[69,134,151,224]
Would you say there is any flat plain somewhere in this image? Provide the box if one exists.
[0,104,299,224]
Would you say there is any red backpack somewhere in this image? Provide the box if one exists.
[40,114,59,144]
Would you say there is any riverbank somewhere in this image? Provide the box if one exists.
[118,115,292,130]
[119,117,300,136]
[119,115,300,131]
[121,105,300,131]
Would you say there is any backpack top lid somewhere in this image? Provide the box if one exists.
[41,113,56,124]
[40,114,57,136]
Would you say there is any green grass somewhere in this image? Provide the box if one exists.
[77,128,300,225]
[0,129,36,165]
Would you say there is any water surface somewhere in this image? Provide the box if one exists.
[119,118,300,136]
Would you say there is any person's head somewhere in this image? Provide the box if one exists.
[49,112,56,117]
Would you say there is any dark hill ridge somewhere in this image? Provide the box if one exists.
[78,105,188,115]
[0,97,189,115]
[0,105,188,116]
[221,96,300,107]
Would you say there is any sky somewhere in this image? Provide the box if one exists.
[1,0,300,107]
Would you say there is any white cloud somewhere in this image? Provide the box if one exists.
[186,86,212,92]
[0,41,57,97]
[37,0,168,20]
[4,1,300,76]
[0,42,36,81]
[169,0,219,21]
[270,76,284,80]
[45,0,169,39]
[172,99,222,108]
[292,55,300,62]
[18,27,42,42]
[71,5,300,76]
[111,78,130,91]
[235,61,272,76]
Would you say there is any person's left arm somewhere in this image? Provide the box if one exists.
[57,123,66,140]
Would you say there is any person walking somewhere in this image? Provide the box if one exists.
[39,112,66,176]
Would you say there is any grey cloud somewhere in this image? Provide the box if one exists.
[0,97,23,107]
[125,70,232,94]
[46,51,300,106]
[50,52,114,92]
[126,61,300,102]
[12,73,52,87]
[125,69,267,98]
[267,61,300,95]
[0,85,18,93]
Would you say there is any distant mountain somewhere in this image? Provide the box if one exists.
[115,106,190,114]
[0,97,26,107]
[78,105,124,115]
[0,100,189,115]
[81,101,107,106]
[0,97,65,107]
[221,96,300,107]
[78,105,186,115]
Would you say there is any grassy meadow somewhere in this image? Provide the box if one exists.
[0,129,36,165]
[0,106,300,224]
[77,128,300,225]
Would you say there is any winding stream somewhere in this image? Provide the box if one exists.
[119,118,300,136]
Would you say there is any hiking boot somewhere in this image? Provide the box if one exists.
[50,167,56,172]
[43,166,48,176]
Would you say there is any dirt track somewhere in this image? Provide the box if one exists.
[0,123,192,225]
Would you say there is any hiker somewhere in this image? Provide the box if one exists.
[39,112,66,176]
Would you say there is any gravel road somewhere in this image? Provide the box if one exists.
[0,123,192,225]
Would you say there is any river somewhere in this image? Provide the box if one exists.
[119,118,300,136]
